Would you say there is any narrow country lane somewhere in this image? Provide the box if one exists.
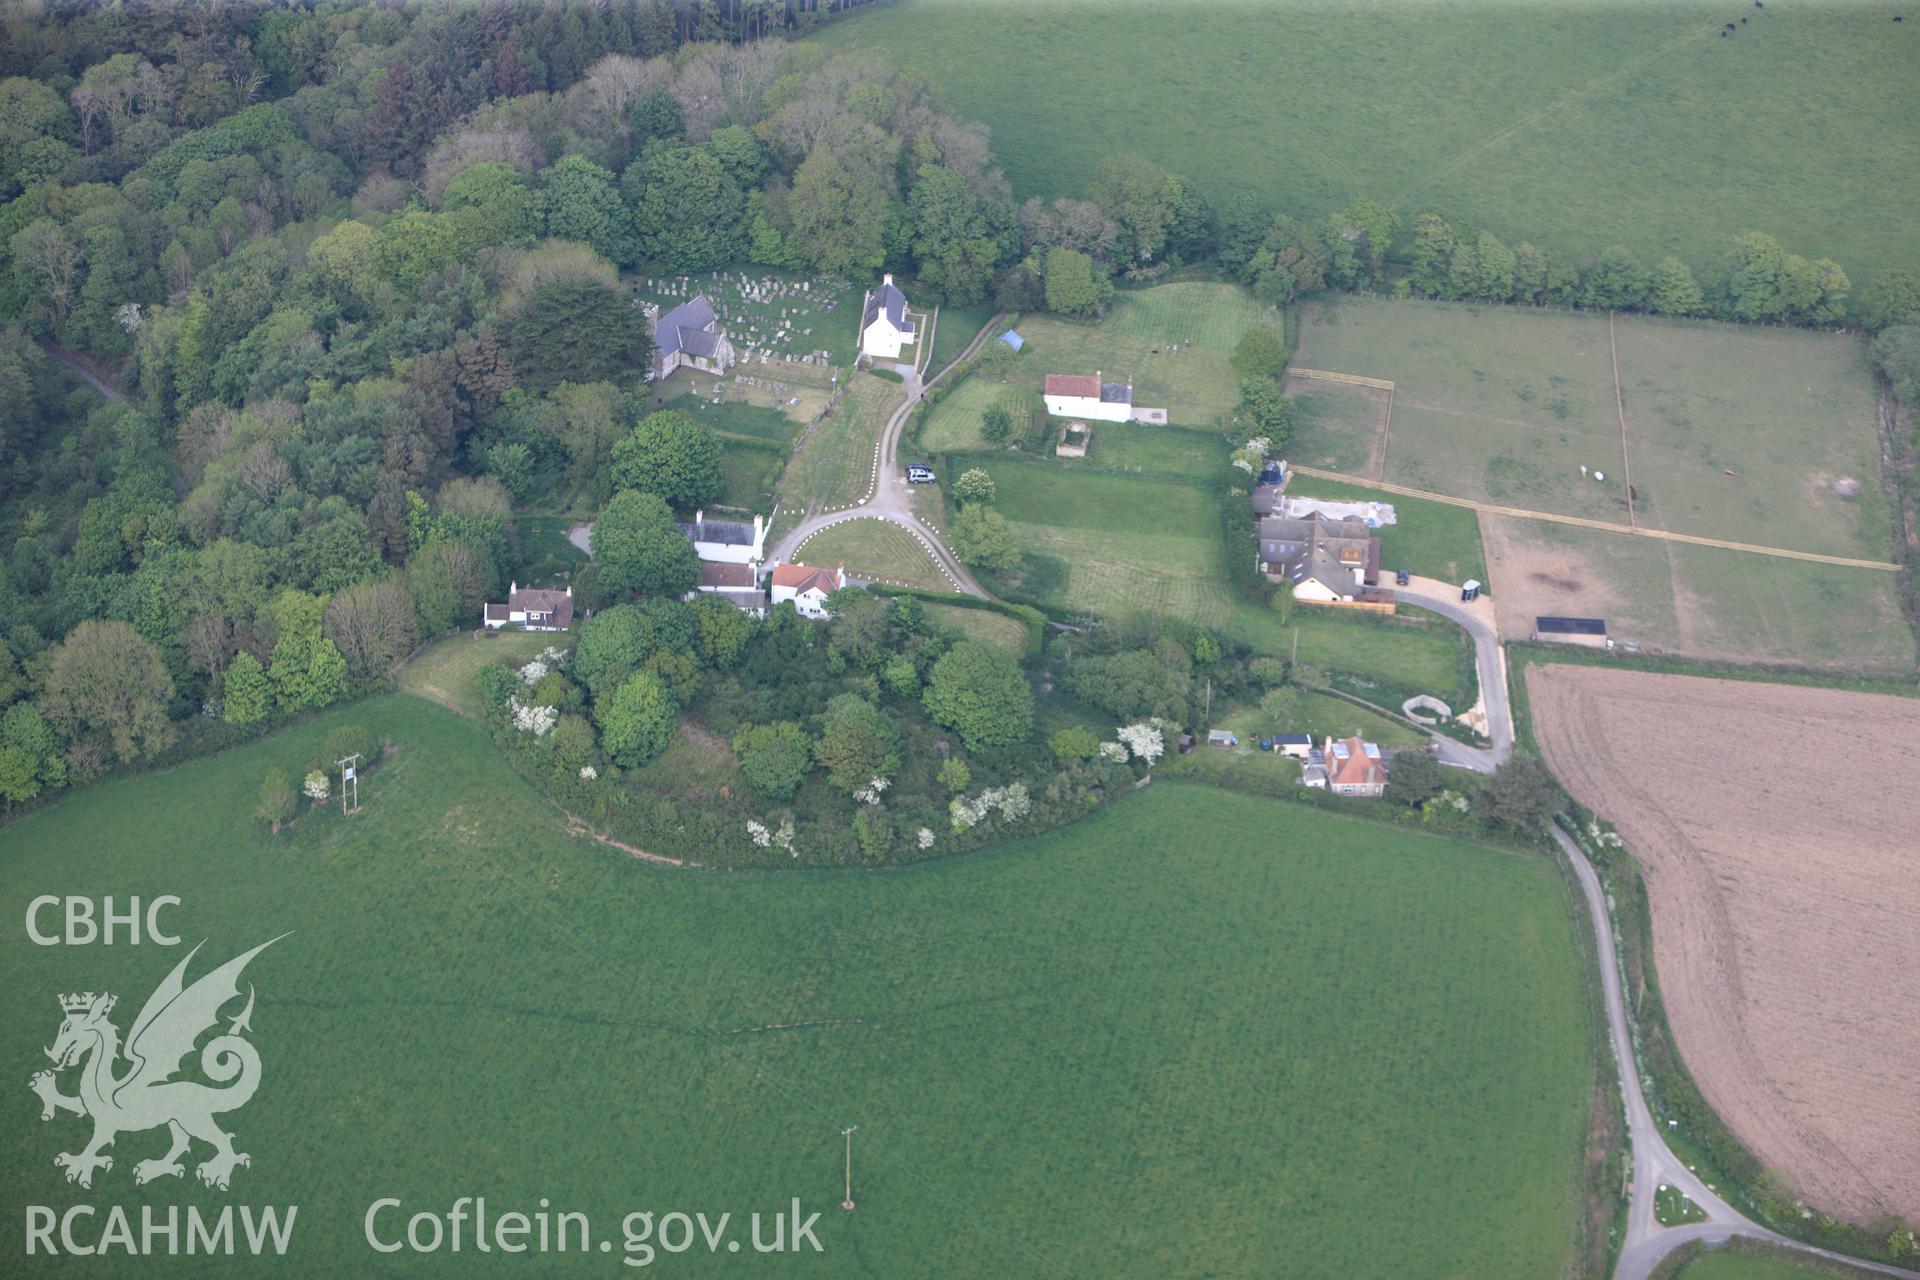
[769,313,1005,598]
[1553,821,1920,1280]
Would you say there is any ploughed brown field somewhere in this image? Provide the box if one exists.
[1529,665,1920,1222]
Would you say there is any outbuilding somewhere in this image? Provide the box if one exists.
[1533,616,1611,648]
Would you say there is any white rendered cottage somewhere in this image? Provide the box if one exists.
[1044,373,1135,423]
[859,275,915,360]
[483,583,574,631]
[677,510,767,565]
[770,562,846,619]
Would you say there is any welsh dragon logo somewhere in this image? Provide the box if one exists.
[30,937,285,1191]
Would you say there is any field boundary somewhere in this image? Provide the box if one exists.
[1608,312,1637,528]
[1289,367,1395,391]
[1288,368,1396,480]
[1288,465,1902,571]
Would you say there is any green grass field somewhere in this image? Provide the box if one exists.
[970,454,1234,624]
[926,303,996,377]
[778,373,902,512]
[918,378,1041,453]
[0,696,1594,1278]
[922,602,1031,653]
[1221,687,1426,750]
[1293,295,1892,559]
[997,283,1278,429]
[1224,606,1473,707]
[793,517,949,590]
[1673,1250,1869,1280]
[395,630,555,716]
[811,0,1920,275]
[1286,381,1386,477]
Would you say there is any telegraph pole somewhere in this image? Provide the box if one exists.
[337,754,360,815]
[840,1126,858,1211]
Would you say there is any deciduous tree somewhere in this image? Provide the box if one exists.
[40,620,176,764]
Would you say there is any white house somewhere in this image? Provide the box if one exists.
[483,583,574,631]
[770,562,845,619]
[1044,372,1135,423]
[677,510,767,565]
[650,295,734,380]
[859,275,915,360]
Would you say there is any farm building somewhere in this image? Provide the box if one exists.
[1056,421,1091,457]
[1043,373,1166,424]
[1533,616,1612,648]
[679,510,767,565]
[1324,735,1389,797]
[859,274,916,360]
[691,561,768,616]
[483,583,574,632]
[1257,514,1386,608]
[770,562,846,619]
[649,295,735,381]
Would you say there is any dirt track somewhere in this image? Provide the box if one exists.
[1530,666,1920,1223]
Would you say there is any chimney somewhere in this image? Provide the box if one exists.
[883,273,893,286]
[509,581,517,596]
[836,563,846,589]
[565,584,572,598]
[753,512,764,541]
[694,508,703,527]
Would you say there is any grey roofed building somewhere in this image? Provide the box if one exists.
[1535,616,1607,635]
[1257,513,1381,599]
[656,295,720,357]
[679,514,758,546]
[862,278,910,332]
[652,294,734,380]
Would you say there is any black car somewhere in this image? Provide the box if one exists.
[1396,568,1410,586]
[906,463,937,484]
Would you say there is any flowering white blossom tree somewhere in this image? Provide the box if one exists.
[579,765,598,780]
[509,697,558,736]
[1098,741,1129,763]
[916,827,935,850]
[1116,722,1164,765]
[853,776,890,805]
[746,820,771,847]
[518,659,550,685]
[948,783,1032,830]
[303,770,330,801]
[1230,435,1272,474]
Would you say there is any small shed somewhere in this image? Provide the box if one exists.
[1273,733,1312,759]
[1460,579,1482,602]
[999,329,1024,351]
[1301,764,1328,789]
[1533,616,1610,648]
[1056,421,1091,458]
[1207,730,1239,749]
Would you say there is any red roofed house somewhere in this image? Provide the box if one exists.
[1323,734,1389,797]
[1044,371,1134,423]
[483,582,574,632]
[769,562,846,620]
